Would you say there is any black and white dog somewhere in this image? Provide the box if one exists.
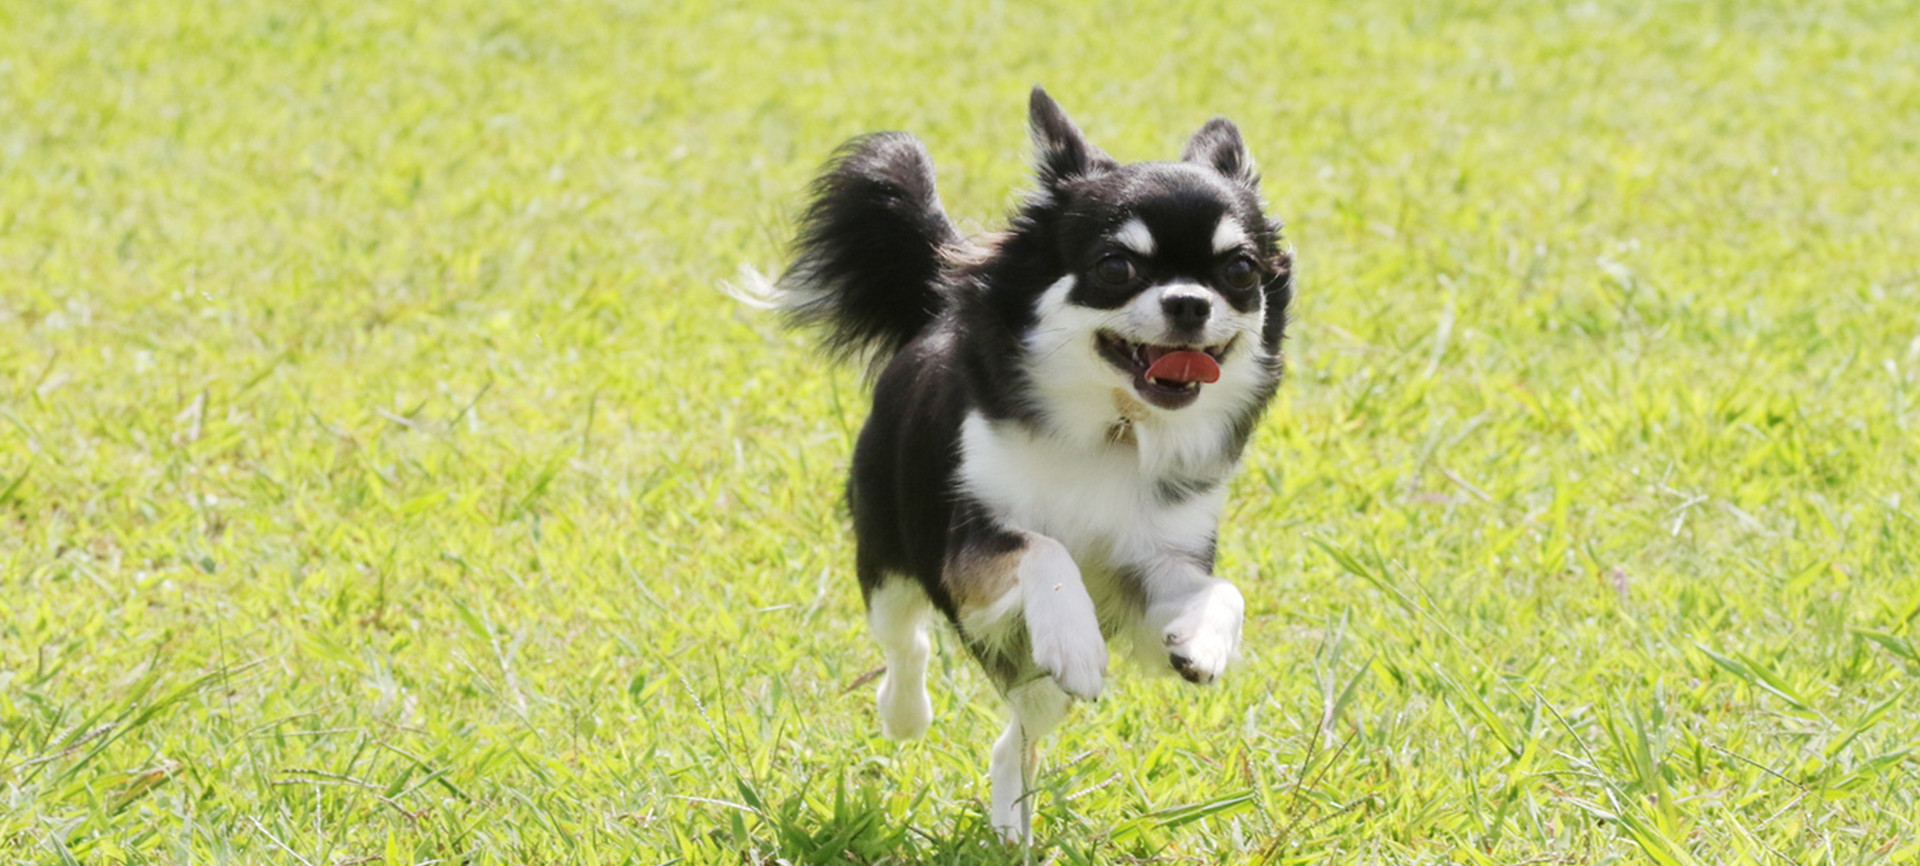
[746,88,1291,842]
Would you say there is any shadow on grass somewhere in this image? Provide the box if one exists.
[715,777,1109,865]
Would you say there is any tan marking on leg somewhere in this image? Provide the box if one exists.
[946,546,1026,619]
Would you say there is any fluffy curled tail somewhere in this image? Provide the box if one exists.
[744,132,961,364]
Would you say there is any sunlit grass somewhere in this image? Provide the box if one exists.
[4,0,1919,862]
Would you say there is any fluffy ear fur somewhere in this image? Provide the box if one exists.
[1182,117,1258,188]
[1029,87,1117,188]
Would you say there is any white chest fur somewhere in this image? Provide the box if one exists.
[957,412,1227,573]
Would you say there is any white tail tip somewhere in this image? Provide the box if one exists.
[718,264,784,310]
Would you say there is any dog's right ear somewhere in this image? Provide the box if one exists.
[1029,87,1117,189]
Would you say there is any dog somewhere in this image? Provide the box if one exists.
[742,87,1292,842]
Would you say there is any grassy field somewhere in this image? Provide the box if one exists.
[4,0,1920,862]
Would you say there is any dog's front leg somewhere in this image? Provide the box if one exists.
[955,530,1108,700]
[951,529,1105,843]
[1016,535,1107,701]
[1142,560,1245,684]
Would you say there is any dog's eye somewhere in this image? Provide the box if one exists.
[1094,255,1135,286]
[1221,257,1259,290]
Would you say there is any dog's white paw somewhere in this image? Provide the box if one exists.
[877,674,932,740]
[1028,609,1106,701]
[1160,582,1244,685]
[989,717,1035,845]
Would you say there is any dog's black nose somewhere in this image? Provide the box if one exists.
[1161,293,1212,332]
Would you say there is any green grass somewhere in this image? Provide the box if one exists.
[4,0,1920,861]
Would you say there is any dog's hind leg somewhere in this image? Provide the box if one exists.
[867,579,934,740]
[988,678,1071,844]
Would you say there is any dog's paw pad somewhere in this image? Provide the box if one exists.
[1156,581,1243,685]
[1162,616,1238,685]
[1167,650,1217,685]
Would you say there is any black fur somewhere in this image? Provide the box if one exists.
[1181,117,1259,186]
[780,132,962,365]
[848,334,970,613]
[1028,87,1120,189]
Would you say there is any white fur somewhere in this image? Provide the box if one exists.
[1019,536,1107,700]
[1211,216,1249,254]
[959,408,1255,685]
[960,411,1227,574]
[1113,217,1156,256]
[868,581,934,739]
[717,264,783,309]
[1145,571,1245,683]
[990,679,1072,843]
[988,720,1028,843]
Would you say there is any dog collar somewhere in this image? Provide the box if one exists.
[1107,389,1149,447]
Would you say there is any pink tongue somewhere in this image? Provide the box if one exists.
[1144,351,1220,385]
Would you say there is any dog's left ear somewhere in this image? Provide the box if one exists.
[1183,118,1259,188]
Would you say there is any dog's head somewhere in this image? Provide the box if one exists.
[997,88,1291,453]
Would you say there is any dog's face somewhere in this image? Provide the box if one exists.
[1046,164,1277,412]
[1013,90,1291,447]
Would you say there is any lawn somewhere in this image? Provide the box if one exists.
[4,0,1919,862]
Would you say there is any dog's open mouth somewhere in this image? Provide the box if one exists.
[1096,331,1233,410]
